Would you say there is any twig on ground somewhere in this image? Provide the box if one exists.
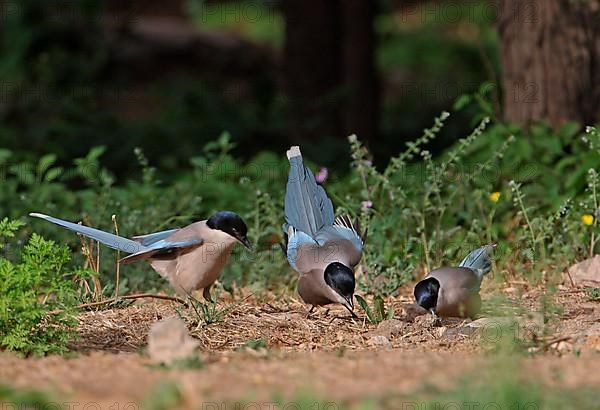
[564,269,576,288]
[112,214,121,299]
[542,335,573,351]
[77,293,189,310]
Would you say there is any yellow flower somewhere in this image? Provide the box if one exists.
[489,192,501,203]
[581,214,594,226]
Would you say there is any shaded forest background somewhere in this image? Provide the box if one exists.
[0,0,598,178]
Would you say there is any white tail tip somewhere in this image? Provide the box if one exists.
[29,212,49,219]
[286,146,301,160]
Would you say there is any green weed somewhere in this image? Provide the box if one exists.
[143,381,183,410]
[584,287,600,301]
[0,221,94,355]
[237,338,268,351]
[147,356,205,371]
[184,290,234,327]
[355,295,394,324]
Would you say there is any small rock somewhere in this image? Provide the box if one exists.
[414,313,441,328]
[148,317,199,365]
[555,341,573,352]
[567,255,600,287]
[443,326,477,341]
[402,303,428,322]
[462,317,516,342]
[374,319,406,338]
[368,335,392,348]
[518,313,544,334]
[467,317,514,329]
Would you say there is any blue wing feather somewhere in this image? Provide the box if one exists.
[316,226,363,253]
[286,227,318,272]
[119,238,204,264]
[132,229,180,246]
[316,217,364,268]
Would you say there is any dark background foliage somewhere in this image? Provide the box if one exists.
[0,0,502,174]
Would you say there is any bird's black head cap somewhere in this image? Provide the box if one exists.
[207,211,251,249]
[414,277,440,312]
[324,262,355,305]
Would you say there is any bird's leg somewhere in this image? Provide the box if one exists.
[182,291,205,331]
[306,305,316,319]
[202,285,214,303]
[324,308,330,317]
[430,308,442,325]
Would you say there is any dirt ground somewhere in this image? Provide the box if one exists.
[1,288,600,409]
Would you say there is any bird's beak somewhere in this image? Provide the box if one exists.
[239,236,253,251]
[345,296,354,310]
[342,296,358,319]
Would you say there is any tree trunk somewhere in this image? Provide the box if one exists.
[497,0,600,128]
[283,0,378,142]
[341,0,379,143]
[283,0,342,141]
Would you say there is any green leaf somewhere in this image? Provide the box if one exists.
[355,295,375,323]
[37,154,57,176]
[9,163,35,186]
[190,156,208,168]
[453,94,471,111]
[0,218,26,248]
[386,306,395,321]
[374,295,385,322]
[478,81,495,95]
[0,149,12,166]
[86,146,106,160]
[584,287,600,301]
[43,167,63,182]
[557,122,581,141]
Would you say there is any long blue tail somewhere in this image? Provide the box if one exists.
[284,146,334,238]
[458,244,495,280]
[30,213,145,254]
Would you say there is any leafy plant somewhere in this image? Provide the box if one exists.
[0,222,91,355]
[355,295,394,324]
[143,381,183,410]
[148,356,205,371]
[347,113,514,293]
[0,218,26,249]
[237,338,268,351]
[584,287,600,301]
[184,289,234,327]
